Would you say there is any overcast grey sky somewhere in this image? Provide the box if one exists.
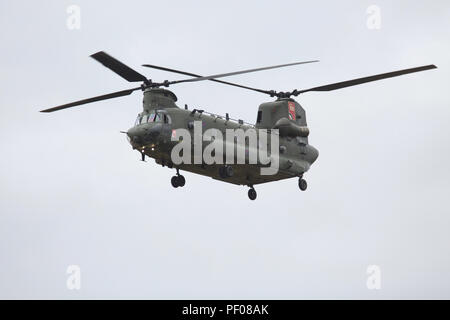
[1,0,449,299]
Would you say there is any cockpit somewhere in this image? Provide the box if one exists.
[134,110,171,126]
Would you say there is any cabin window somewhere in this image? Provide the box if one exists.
[256,111,262,123]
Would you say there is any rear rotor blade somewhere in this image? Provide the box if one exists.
[166,60,319,85]
[296,65,437,94]
[40,87,141,113]
[142,64,271,95]
[91,51,148,83]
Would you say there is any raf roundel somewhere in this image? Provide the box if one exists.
[288,101,296,121]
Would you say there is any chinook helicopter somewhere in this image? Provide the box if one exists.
[40,51,436,200]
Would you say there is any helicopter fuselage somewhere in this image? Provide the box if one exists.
[126,88,319,186]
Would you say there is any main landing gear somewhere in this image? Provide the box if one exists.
[171,169,185,188]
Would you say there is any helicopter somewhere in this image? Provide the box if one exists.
[40,51,436,200]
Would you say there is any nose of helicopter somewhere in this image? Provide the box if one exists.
[126,124,162,146]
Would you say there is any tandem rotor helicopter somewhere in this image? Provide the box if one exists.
[40,51,436,200]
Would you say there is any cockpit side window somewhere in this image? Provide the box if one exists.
[256,111,262,123]
[163,114,171,124]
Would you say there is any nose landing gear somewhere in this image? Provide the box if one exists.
[298,176,307,191]
[171,169,186,188]
[247,186,257,200]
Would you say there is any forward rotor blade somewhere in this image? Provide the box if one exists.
[142,64,271,95]
[91,51,148,83]
[166,60,319,85]
[297,65,437,94]
[40,87,141,113]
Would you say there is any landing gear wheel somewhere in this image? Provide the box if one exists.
[177,175,185,187]
[248,188,257,200]
[298,178,307,191]
[171,176,179,188]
